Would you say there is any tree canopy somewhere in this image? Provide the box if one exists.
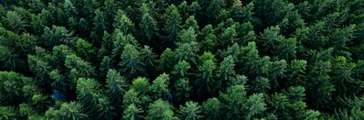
[0,0,364,119]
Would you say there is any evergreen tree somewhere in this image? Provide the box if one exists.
[158,48,176,73]
[105,69,127,111]
[146,99,178,120]
[76,78,100,117]
[119,44,146,80]
[139,12,158,45]
[178,101,203,120]
[219,85,247,119]
[114,10,135,35]
[163,4,182,47]
[202,98,221,120]
[150,73,170,99]
[58,102,87,120]
[123,104,144,120]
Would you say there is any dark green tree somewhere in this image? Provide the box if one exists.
[105,69,127,111]
[146,99,178,120]
[219,85,247,119]
[242,93,267,119]
[163,4,182,47]
[122,103,144,120]
[149,73,170,99]
[196,59,216,98]
[97,96,116,119]
[139,12,158,45]
[41,25,73,49]
[178,101,203,120]
[76,78,100,118]
[158,48,176,73]
[119,44,146,80]
[201,98,221,120]
[0,46,26,72]
[306,61,335,110]
[114,9,135,34]
[58,102,87,120]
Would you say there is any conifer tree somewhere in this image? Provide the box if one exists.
[146,99,178,120]
[119,44,146,80]
[163,4,182,47]
[178,101,203,120]
[105,69,127,111]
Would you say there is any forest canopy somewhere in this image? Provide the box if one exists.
[0,0,364,119]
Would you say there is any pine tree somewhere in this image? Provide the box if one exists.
[58,102,87,120]
[122,89,141,108]
[112,31,140,59]
[4,11,28,33]
[258,26,285,55]
[76,78,100,118]
[65,54,95,85]
[75,38,97,62]
[141,46,157,78]
[217,55,236,90]
[173,78,192,105]
[158,48,176,73]
[131,77,150,94]
[114,9,135,34]
[163,4,182,47]
[307,61,335,110]
[119,44,146,80]
[286,59,307,86]
[236,22,256,45]
[41,25,73,49]
[219,85,247,119]
[146,99,178,120]
[184,16,199,32]
[269,60,287,91]
[219,25,237,47]
[105,69,127,111]
[243,93,267,119]
[139,12,158,45]
[97,96,116,119]
[196,59,216,98]
[178,101,203,120]
[202,98,221,120]
[0,46,26,72]
[150,73,170,99]
[253,0,294,30]
[206,0,223,21]
[122,104,144,120]
[175,42,198,65]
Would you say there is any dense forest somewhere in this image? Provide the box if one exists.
[0,0,363,119]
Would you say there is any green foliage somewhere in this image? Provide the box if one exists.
[123,104,144,120]
[0,46,25,71]
[163,4,182,46]
[1,0,363,119]
[105,69,127,110]
[146,99,178,120]
[65,54,95,84]
[119,44,146,80]
[202,98,221,120]
[41,25,73,49]
[139,12,158,44]
[76,78,100,116]
[114,10,135,34]
[178,101,203,120]
[150,73,170,99]
[0,106,17,120]
[243,93,267,119]
[58,102,87,120]
[158,48,176,73]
